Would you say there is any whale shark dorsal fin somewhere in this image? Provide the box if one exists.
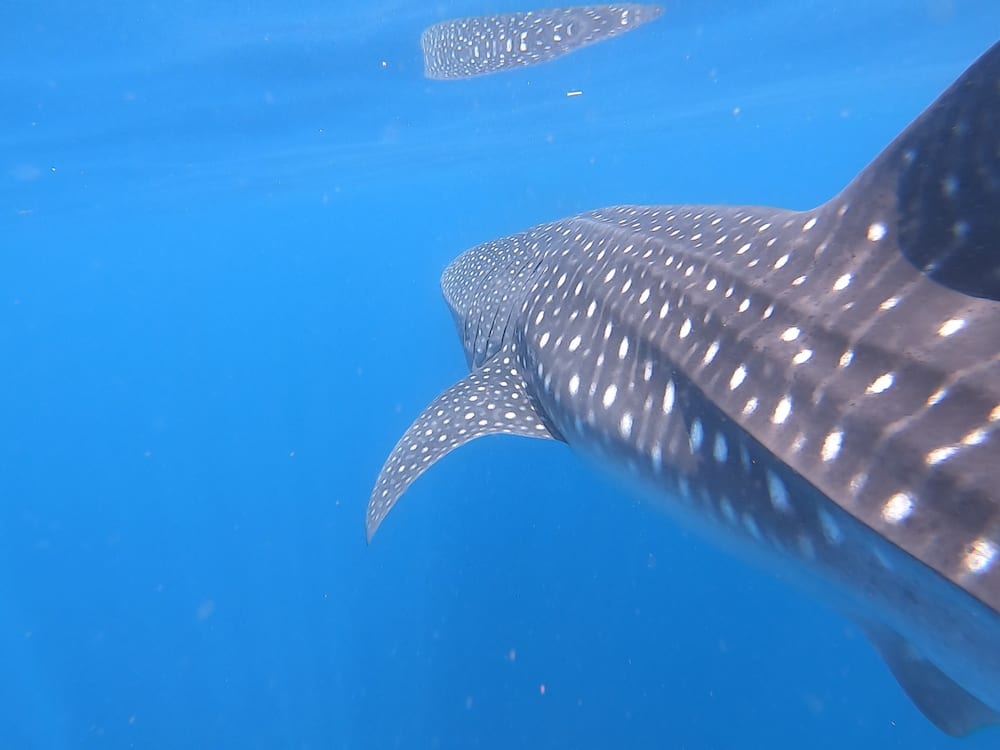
[366,348,561,541]
[836,39,1000,300]
[862,623,1000,737]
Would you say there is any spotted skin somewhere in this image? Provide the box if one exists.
[369,354,560,515]
[421,4,663,80]
[368,41,1000,735]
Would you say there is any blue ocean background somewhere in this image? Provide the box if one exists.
[3,1,1000,748]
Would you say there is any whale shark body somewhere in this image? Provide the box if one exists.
[421,4,663,80]
[368,39,1000,735]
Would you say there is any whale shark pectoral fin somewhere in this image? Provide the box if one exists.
[366,350,560,541]
[862,623,1000,737]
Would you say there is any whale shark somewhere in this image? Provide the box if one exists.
[368,39,1000,735]
[421,4,663,80]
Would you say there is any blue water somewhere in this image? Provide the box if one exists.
[3,1,1000,748]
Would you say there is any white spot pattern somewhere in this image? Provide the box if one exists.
[867,222,887,242]
[713,433,728,463]
[772,397,792,425]
[821,430,843,462]
[766,471,791,512]
[881,493,914,525]
[867,373,895,395]
[603,384,618,408]
[729,365,747,390]
[964,538,998,574]
[939,318,966,337]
